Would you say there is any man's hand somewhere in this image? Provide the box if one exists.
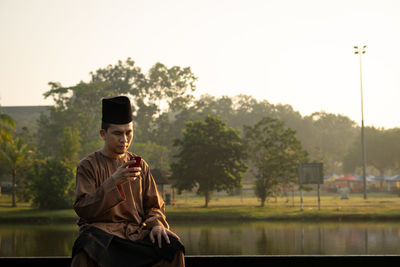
[111,160,141,185]
[150,225,181,248]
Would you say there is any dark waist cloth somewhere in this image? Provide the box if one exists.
[72,226,185,267]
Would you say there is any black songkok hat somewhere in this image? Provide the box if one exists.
[102,96,133,124]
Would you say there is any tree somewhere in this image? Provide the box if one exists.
[38,58,197,159]
[0,136,30,207]
[131,141,171,173]
[38,81,112,159]
[26,126,80,209]
[343,127,400,175]
[171,115,247,207]
[90,58,197,143]
[0,113,16,181]
[28,158,75,209]
[304,112,358,172]
[244,117,308,207]
[0,113,16,142]
[58,126,81,166]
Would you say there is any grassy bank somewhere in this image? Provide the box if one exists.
[1,192,400,223]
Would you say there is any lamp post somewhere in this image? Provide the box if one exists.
[354,45,367,199]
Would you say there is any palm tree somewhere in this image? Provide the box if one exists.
[0,137,29,207]
[0,113,15,142]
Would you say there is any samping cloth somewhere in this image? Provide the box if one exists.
[72,226,185,267]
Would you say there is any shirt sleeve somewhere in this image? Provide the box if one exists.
[73,161,125,221]
[141,160,169,230]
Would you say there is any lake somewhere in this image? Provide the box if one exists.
[1,221,400,256]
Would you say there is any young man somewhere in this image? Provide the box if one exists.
[71,96,185,267]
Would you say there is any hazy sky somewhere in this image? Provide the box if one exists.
[1,0,399,129]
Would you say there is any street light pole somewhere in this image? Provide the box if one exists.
[354,45,367,200]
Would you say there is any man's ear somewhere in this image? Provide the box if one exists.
[100,129,106,140]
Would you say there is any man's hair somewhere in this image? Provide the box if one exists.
[101,121,110,132]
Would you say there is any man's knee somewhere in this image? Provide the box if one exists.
[71,251,99,267]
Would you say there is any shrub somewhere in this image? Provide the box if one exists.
[28,158,75,209]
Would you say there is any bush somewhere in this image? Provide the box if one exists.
[28,158,75,209]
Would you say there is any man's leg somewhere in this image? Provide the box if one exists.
[151,250,185,267]
[71,251,99,267]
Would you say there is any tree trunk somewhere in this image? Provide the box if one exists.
[12,169,16,207]
[204,191,210,208]
[260,197,265,207]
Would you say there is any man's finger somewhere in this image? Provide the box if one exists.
[163,230,170,244]
[122,160,134,168]
[166,229,180,240]
[149,231,155,243]
[157,231,162,248]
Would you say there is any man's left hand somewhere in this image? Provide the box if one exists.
[149,225,180,248]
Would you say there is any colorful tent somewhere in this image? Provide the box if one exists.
[388,175,400,181]
[349,174,376,182]
[366,174,376,182]
[336,174,359,181]
[370,174,387,181]
[324,173,339,182]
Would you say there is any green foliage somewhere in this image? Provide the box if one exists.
[244,117,308,207]
[58,126,81,165]
[37,58,197,161]
[6,57,400,210]
[28,158,75,209]
[38,81,110,159]
[130,141,171,172]
[0,135,29,170]
[0,113,16,144]
[155,95,358,177]
[304,112,358,172]
[89,58,197,143]
[26,123,81,209]
[0,113,16,181]
[0,113,31,207]
[343,127,400,174]
[0,137,31,206]
[171,115,247,207]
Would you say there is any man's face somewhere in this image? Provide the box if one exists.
[100,122,133,157]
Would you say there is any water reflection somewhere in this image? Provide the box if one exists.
[0,224,78,256]
[1,221,400,256]
[171,221,400,255]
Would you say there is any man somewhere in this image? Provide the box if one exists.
[71,96,185,267]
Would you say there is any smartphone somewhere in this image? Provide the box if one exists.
[129,156,141,168]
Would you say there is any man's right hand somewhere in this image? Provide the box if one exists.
[111,160,142,185]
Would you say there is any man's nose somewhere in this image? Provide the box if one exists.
[121,134,128,143]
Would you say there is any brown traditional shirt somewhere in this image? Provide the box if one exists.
[73,150,168,242]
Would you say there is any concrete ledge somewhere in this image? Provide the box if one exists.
[0,255,398,266]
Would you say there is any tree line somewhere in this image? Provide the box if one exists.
[1,58,399,208]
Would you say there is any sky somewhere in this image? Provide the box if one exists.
[0,0,399,129]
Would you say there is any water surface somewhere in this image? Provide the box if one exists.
[1,221,400,256]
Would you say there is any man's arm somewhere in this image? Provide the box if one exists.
[141,160,169,229]
[73,160,139,220]
[141,159,180,247]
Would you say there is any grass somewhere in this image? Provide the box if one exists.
[1,191,400,223]
[166,193,400,222]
